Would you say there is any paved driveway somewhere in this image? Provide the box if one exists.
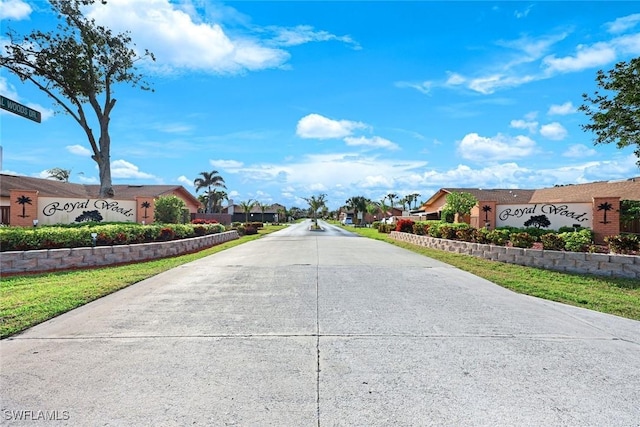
[1,220,639,426]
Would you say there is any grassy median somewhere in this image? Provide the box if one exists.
[348,226,640,321]
[0,226,285,339]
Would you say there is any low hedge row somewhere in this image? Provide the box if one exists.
[0,223,226,252]
[372,219,639,254]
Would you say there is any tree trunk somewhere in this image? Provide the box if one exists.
[98,119,114,198]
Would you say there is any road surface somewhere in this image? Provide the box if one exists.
[1,219,639,426]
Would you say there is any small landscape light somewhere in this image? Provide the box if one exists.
[32,219,39,227]
[91,232,98,247]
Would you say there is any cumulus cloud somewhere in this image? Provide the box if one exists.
[0,0,31,20]
[66,145,92,156]
[177,175,193,187]
[457,133,537,162]
[86,0,289,74]
[539,122,568,140]
[111,159,155,179]
[605,13,640,34]
[296,114,367,139]
[510,119,538,133]
[543,42,617,73]
[344,136,399,150]
[562,144,597,158]
[548,102,576,115]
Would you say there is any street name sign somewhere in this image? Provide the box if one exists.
[0,95,41,123]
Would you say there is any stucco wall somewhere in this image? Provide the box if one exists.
[1,230,239,275]
[389,231,640,279]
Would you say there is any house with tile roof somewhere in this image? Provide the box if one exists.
[0,173,202,226]
[417,177,640,243]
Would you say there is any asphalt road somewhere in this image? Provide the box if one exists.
[1,220,639,426]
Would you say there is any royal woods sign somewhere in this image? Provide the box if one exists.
[38,197,136,225]
[496,203,592,229]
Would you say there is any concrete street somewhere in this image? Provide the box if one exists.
[1,219,639,426]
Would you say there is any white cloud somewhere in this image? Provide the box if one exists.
[514,5,533,19]
[66,145,92,156]
[605,13,640,34]
[268,25,360,50]
[344,136,399,150]
[510,119,538,133]
[543,42,617,73]
[563,144,597,158]
[468,73,536,95]
[177,175,193,187]
[539,122,568,140]
[296,114,367,139]
[111,159,155,179]
[0,0,31,20]
[548,102,576,115]
[457,133,537,162]
[86,0,289,74]
[445,72,466,86]
[210,159,244,169]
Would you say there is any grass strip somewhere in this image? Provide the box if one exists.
[0,226,285,339]
[348,226,640,321]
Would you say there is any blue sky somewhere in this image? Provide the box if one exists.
[1,0,639,210]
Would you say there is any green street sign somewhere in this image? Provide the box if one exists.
[0,95,41,123]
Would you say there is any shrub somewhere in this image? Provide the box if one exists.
[395,219,415,233]
[191,218,219,224]
[413,222,429,235]
[559,229,593,252]
[155,195,187,224]
[540,233,565,251]
[487,229,510,246]
[456,228,476,242]
[377,223,393,233]
[475,227,492,244]
[605,234,640,254]
[439,225,457,240]
[510,232,535,248]
[244,225,258,235]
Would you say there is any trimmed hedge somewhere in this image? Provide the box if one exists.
[0,223,226,252]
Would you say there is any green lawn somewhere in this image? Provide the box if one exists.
[0,226,285,339]
[347,226,640,320]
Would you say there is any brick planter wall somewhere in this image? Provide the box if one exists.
[389,231,640,279]
[1,230,240,275]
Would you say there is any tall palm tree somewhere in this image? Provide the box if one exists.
[193,170,226,213]
[386,193,398,209]
[399,196,410,211]
[304,194,327,227]
[277,207,287,223]
[259,203,271,222]
[378,198,389,220]
[411,193,421,209]
[239,200,257,224]
[210,189,228,213]
[345,195,369,225]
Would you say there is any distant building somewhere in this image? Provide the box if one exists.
[0,173,201,226]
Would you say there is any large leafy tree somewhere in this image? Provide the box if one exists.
[194,170,226,213]
[579,57,640,166]
[442,191,478,223]
[1,0,155,197]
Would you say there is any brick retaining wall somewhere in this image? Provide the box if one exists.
[389,231,640,279]
[1,231,240,275]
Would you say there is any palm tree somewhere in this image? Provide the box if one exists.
[259,203,271,222]
[16,195,32,218]
[193,170,226,213]
[239,200,257,224]
[277,207,287,223]
[597,201,614,224]
[210,189,228,213]
[304,194,327,227]
[386,193,398,209]
[411,193,421,209]
[47,167,71,182]
[400,196,410,211]
[345,195,369,225]
[378,198,389,220]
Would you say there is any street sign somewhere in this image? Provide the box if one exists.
[0,95,41,123]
